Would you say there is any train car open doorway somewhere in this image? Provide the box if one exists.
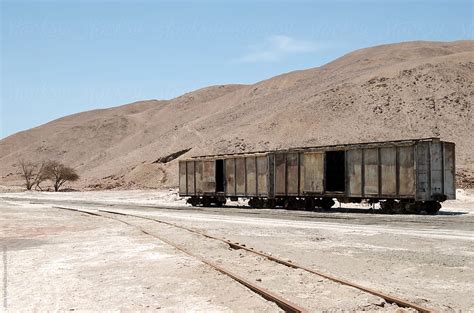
[216,159,225,192]
[325,151,345,192]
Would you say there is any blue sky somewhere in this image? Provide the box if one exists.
[1,0,472,138]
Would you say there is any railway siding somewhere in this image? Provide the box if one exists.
[57,206,431,312]
[2,194,473,311]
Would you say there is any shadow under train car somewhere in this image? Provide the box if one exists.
[179,138,455,215]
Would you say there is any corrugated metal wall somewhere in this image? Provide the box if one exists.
[301,152,324,194]
[347,150,362,197]
[415,141,456,201]
[223,155,271,197]
[443,142,456,199]
[398,146,415,196]
[364,149,379,196]
[346,145,416,198]
[225,158,236,196]
[380,147,397,195]
[257,156,269,196]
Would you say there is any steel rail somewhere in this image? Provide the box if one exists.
[97,208,434,313]
[55,206,308,313]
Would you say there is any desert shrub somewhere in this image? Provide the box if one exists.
[43,161,79,192]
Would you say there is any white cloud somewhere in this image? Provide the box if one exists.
[235,35,321,63]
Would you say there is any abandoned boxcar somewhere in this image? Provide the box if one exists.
[179,138,455,214]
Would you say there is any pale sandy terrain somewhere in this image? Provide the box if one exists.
[1,189,473,311]
[0,201,279,312]
[1,40,473,189]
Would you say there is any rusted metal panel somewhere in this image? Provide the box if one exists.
[416,142,431,200]
[268,154,275,198]
[301,152,324,194]
[380,147,397,195]
[202,160,216,193]
[257,156,268,196]
[346,149,362,196]
[399,146,415,196]
[299,152,304,195]
[443,142,456,199]
[179,161,187,195]
[186,161,195,195]
[235,158,246,195]
[195,160,204,194]
[275,153,286,195]
[286,153,299,195]
[225,158,236,196]
[430,141,443,197]
[246,156,257,195]
[364,149,379,195]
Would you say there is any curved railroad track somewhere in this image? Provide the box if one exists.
[55,206,307,312]
[54,205,434,312]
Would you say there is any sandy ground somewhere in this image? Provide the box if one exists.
[0,201,279,312]
[1,189,473,311]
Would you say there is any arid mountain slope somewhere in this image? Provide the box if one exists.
[1,41,473,189]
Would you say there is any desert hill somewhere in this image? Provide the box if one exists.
[1,40,473,189]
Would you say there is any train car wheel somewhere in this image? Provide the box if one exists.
[284,198,298,210]
[320,198,335,210]
[249,197,262,208]
[201,197,211,207]
[424,201,441,215]
[187,197,200,207]
[304,198,315,211]
[266,199,276,209]
[380,200,394,214]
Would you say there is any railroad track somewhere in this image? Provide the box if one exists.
[11,195,471,227]
[53,205,434,312]
[55,206,307,312]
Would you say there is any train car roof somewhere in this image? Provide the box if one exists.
[182,137,453,161]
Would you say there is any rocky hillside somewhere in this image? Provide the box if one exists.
[1,40,473,189]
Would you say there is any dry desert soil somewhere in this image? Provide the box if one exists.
[0,189,473,311]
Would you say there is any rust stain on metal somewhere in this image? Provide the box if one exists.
[301,152,324,194]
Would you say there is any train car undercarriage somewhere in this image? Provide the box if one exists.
[186,196,442,215]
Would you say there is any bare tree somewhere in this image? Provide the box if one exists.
[18,160,37,190]
[33,161,47,191]
[43,161,79,192]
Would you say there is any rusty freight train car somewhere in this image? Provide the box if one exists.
[179,138,455,214]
